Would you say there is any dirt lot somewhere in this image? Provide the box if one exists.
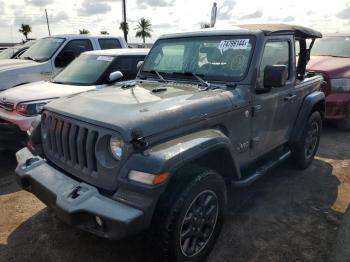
[0,125,349,262]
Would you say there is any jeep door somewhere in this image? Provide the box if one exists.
[251,36,299,157]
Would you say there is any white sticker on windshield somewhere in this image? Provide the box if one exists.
[97,56,114,62]
[218,39,250,51]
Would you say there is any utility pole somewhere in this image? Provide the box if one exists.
[45,9,51,36]
[122,0,127,43]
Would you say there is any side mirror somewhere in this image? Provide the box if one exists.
[263,65,288,88]
[137,61,144,71]
[55,50,75,68]
[109,71,123,82]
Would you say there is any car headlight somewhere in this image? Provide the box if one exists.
[16,99,53,116]
[330,79,350,92]
[109,135,125,161]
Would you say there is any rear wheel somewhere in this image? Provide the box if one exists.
[151,168,227,262]
[291,111,322,169]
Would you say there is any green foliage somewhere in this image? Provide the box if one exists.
[79,29,90,34]
[19,24,32,40]
[135,18,152,44]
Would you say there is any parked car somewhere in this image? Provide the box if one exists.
[0,35,128,92]
[16,25,325,262]
[307,34,350,130]
[0,40,36,60]
[0,48,148,150]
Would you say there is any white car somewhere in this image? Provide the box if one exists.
[0,35,128,91]
[0,48,149,150]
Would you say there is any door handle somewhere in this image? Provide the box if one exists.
[284,94,297,102]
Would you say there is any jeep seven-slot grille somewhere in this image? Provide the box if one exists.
[0,101,14,111]
[42,112,98,174]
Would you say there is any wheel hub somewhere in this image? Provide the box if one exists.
[179,190,219,257]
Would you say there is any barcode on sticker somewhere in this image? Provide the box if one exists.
[218,39,250,51]
[97,56,114,62]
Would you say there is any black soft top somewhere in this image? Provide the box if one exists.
[238,24,322,39]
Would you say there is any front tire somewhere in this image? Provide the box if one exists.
[291,111,322,169]
[151,168,227,262]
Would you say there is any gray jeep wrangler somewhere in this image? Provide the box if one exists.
[15,24,325,262]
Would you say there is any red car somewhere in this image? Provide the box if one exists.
[307,34,350,130]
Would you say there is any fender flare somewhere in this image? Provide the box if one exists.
[124,129,241,180]
[290,91,325,143]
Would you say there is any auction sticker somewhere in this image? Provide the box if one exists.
[218,39,250,51]
[97,56,114,62]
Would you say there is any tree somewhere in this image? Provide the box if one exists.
[100,31,109,35]
[79,29,90,34]
[135,18,152,45]
[19,24,32,40]
[119,22,129,40]
[200,23,211,29]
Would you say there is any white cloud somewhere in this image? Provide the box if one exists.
[0,0,350,43]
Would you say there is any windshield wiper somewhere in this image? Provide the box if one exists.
[22,56,43,62]
[173,72,210,89]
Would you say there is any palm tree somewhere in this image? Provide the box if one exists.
[19,24,32,40]
[119,22,129,40]
[135,18,152,45]
[79,29,90,34]
[100,31,109,35]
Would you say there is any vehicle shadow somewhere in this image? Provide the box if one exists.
[318,123,350,160]
[0,158,341,262]
[209,159,341,262]
[0,149,19,195]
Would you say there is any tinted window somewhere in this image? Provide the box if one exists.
[259,41,290,87]
[59,39,93,57]
[98,38,122,49]
[110,55,145,80]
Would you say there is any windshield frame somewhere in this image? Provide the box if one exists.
[51,54,119,86]
[20,37,66,62]
[140,35,256,84]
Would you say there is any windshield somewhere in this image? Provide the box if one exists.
[52,54,115,85]
[0,48,17,59]
[20,37,65,62]
[312,37,350,57]
[142,36,255,82]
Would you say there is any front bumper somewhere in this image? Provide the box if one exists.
[0,119,27,150]
[325,93,350,120]
[15,147,145,240]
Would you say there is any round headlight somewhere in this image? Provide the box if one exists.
[109,135,125,161]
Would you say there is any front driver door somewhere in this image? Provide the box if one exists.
[251,37,295,157]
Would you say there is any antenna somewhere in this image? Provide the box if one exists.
[45,9,51,36]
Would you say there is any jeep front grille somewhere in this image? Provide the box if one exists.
[0,101,14,111]
[42,111,98,174]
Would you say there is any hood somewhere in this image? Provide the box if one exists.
[307,56,350,78]
[45,81,233,141]
[0,81,96,106]
[0,59,38,72]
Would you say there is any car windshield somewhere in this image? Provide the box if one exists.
[52,54,115,85]
[141,36,255,83]
[312,37,350,57]
[20,37,65,62]
[0,48,17,59]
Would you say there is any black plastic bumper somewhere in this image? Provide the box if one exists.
[0,120,27,150]
[15,148,145,240]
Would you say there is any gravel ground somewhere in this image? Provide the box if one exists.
[0,125,349,262]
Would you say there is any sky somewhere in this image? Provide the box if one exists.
[0,0,350,43]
